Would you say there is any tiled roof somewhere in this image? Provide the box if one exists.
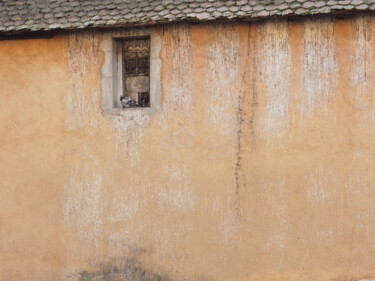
[0,0,374,34]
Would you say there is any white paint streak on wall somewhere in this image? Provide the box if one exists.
[112,110,150,167]
[109,187,139,222]
[142,24,195,259]
[158,23,193,169]
[154,222,193,259]
[307,184,330,202]
[207,23,240,136]
[216,211,239,251]
[63,166,103,248]
[156,24,195,212]
[347,17,375,260]
[304,165,343,246]
[258,20,291,141]
[66,32,102,129]
[65,32,107,253]
[261,177,291,269]
[160,24,193,117]
[203,24,243,253]
[157,165,195,212]
[204,24,242,253]
[352,15,373,111]
[372,243,375,265]
[306,166,337,204]
[104,182,146,257]
[66,31,148,256]
[351,15,375,160]
[352,179,373,232]
[348,173,375,258]
[302,18,337,118]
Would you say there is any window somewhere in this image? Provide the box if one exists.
[119,37,150,108]
[101,28,161,115]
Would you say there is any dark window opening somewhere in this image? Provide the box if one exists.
[120,37,150,108]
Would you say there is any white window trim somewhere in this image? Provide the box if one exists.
[100,27,162,115]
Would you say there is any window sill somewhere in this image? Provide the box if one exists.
[102,106,159,116]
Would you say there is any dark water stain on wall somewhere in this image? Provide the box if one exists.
[80,259,171,281]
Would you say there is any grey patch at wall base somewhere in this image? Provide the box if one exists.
[80,259,171,281]
[100,28,162,115]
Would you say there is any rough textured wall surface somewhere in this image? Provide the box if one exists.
[1,15,375,281]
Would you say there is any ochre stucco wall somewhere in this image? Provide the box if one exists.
[1,14,375,281]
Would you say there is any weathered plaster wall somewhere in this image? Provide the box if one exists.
[1,14,375,281]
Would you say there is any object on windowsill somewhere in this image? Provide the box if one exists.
[120,96,138,108]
